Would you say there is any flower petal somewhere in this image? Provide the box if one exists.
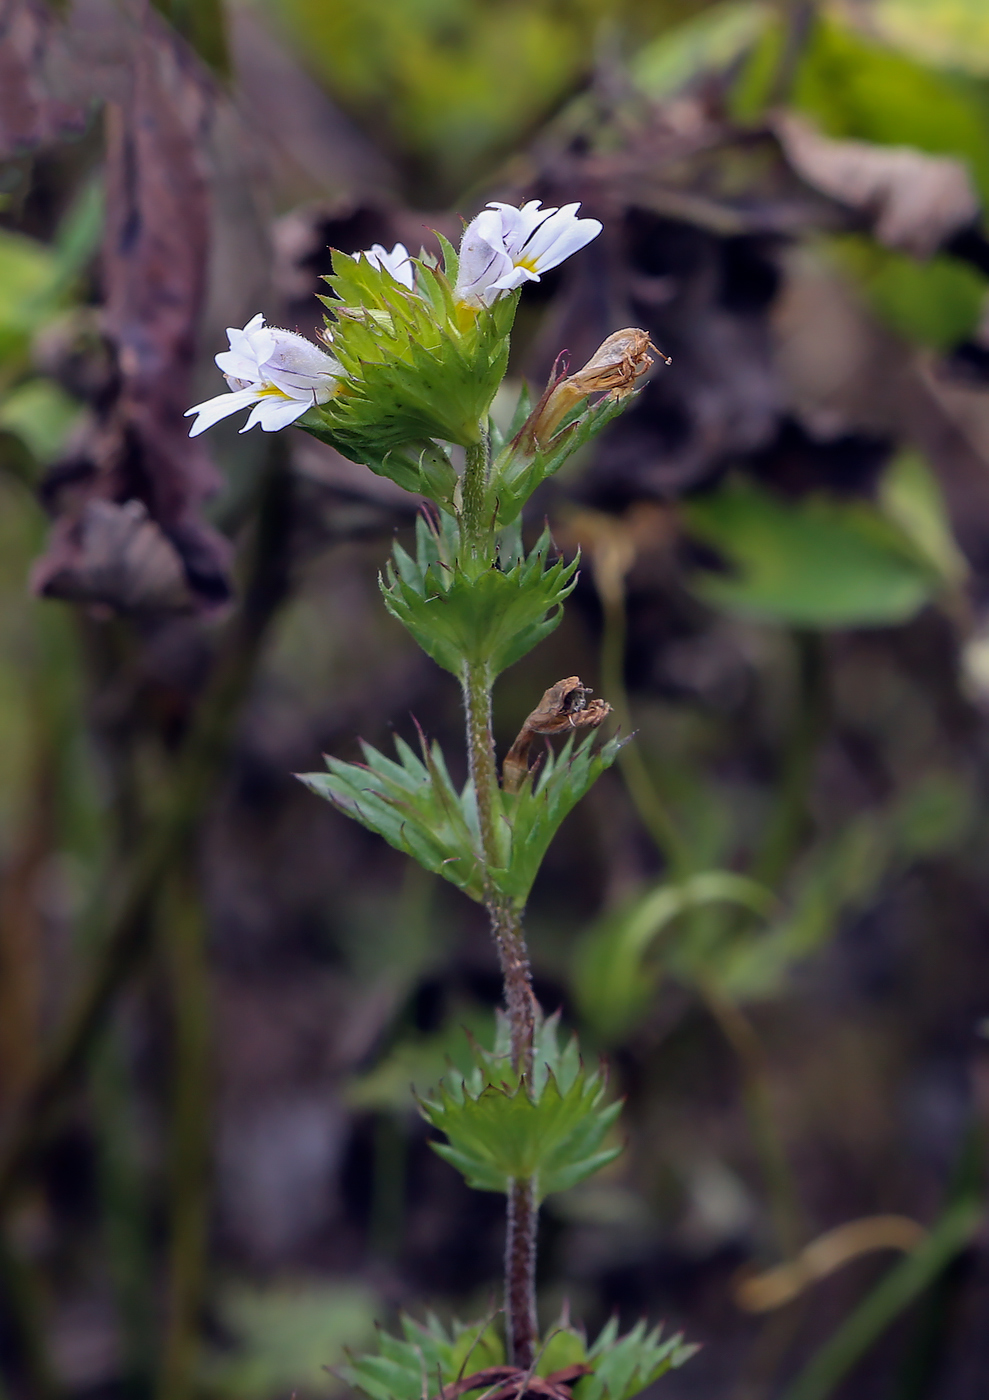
[184,387,261,437]
[455,214,514,304]
[215,348,262,381]
[239,396,310,433]
[519,204,602,273]
[487,199,556,258]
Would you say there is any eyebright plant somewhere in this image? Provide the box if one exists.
[189,200,693,1392]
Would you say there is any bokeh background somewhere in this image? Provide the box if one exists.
[3,1,989,1397]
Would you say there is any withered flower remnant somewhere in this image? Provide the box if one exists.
[503,676,613,794]
[531,328,665,446]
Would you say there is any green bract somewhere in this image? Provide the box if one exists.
[382,514,579,678]
[488,390,628,528]
[298,725,623,909]
[339,1310,697,1400]
[300,240,517,462]
[418,1011,622,1200]
[576,1318,699,1400]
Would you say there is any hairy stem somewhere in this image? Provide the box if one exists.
[505,1178,539,1370]
[461,432,491,562]
[460,423,538,1365]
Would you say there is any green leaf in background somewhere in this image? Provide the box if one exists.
[258,0,603,198]
[206,1281,379,1398]
[871,0,989,79]
[0,230,59,367]
[0,379,82,463]
[682,477,943,627]
[340,1313,504,1400]
[572,871,775,1044]
[829,236,985,350]
[879,449,968,584]
[631,0,771,102]
[734,13,989,202]
[418,1011,622,1199]
[715,770,972,1001]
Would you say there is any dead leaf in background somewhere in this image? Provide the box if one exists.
[32,499,194,613]
[0,0,89,158]
[32,7,232,610]
[772,110,980,259]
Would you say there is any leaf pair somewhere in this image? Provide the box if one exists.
[341,1309,696,1400]
[417,1011,622,1200]
[299,723,623,909]
[382,515,579,678]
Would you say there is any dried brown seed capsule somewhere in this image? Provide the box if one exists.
[503,676,612,793]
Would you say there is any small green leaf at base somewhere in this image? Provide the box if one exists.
[339,1314,505,1400]
[577,1317,699,1400]
[536,1313,698,1400]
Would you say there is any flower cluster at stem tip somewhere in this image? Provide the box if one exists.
[185,200,602,438]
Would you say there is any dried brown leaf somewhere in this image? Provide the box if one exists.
[32,8,232,611]
[0,0,89,159]
[773,110,980,258]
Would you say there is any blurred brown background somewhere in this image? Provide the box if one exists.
[2,1,989,1398]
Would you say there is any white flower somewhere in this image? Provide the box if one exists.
[185,314,344,437]
[352,242,415,290]
[454,200,602,308]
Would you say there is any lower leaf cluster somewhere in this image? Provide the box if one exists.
[338,1314,504,1400]
[340,1311,696,1400]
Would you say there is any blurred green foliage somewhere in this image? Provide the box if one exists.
[682,459,955,628]
[255,0,704,199]
[208,1281,380,1397]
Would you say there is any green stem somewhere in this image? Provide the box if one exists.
[700,979,803,1261]
[599,585,689,876]
[462,662,535,1082]
[157,868,211,1400]
[460,422,537,1366]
